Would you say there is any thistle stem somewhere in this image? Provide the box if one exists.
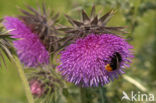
[99,87,107,103]
[80,88,87,103]
[14,57,35,103]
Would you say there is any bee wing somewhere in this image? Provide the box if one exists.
[116,55,121,69]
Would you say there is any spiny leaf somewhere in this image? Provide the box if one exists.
[91,5,96,18]
[72,20,83,27]
[82,10,90,22]
[99,10,114,26]
[91,16,98,25]
[65,15,76,26]
[102,10,115,25]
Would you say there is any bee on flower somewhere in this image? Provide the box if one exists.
[57,6,134,87]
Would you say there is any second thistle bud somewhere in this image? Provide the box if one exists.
[28,69,64,98]
[30,79,44,97]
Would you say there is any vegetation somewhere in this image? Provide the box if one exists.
[0,0,155,103]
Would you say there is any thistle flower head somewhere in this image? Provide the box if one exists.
[18,3,60,52]
[3,16,49,67]
[57,6,133,87]
[58,34,133,87]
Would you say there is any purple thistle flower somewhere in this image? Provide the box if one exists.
[58,34,133,87]
[3,16,49,67]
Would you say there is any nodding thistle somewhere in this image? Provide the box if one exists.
[3,3,60,67]
[3,16,50,67]
[57,6,134,87]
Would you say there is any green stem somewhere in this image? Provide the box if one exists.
[99,87,107,103]
[14,57,35,103]
[80,88,87,103]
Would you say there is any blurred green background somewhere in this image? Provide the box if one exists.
[0,0,156,103]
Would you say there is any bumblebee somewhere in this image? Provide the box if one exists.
[105,52,122,72]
